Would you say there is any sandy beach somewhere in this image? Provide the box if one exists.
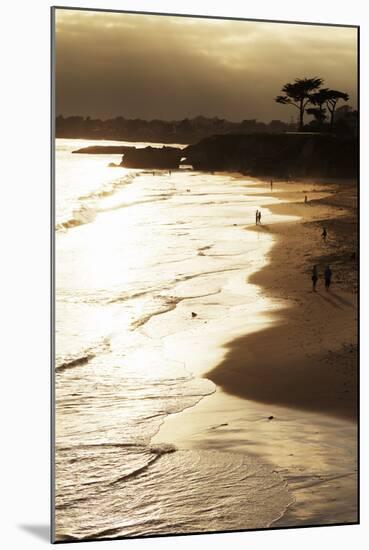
[153,176,358,528]
[52,9,359,542]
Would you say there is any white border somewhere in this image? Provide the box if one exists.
[1,1,367,548]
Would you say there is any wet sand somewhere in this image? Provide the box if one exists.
[153,177,358,527]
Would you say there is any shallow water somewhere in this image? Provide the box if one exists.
[54,138,293,540]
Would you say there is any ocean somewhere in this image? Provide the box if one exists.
[54,138,293,541]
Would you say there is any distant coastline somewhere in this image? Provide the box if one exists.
[56,108,357,146]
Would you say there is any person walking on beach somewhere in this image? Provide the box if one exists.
[324,265,332,291]
[256,209,259,225]
[258,210,262,224]
[270,179,273,191]
[321,227,327,242]
[304,195,308,204]
[312,265,318,292]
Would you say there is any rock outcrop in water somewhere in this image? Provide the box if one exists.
[182,133,357,178]
[72,144,183,169]
[120,146,183,169]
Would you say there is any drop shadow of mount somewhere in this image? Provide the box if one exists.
[19,524,49,542]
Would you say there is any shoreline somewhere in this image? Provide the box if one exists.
[153,176,358,527]
[211,178,357,419]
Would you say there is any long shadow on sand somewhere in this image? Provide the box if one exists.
[208,315,357,420]
[317,292,344,310]
[329,291,356,308]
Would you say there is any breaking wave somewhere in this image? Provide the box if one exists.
[56,339,110,372]
[56,171,140,231]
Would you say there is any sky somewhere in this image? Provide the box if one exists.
[55,9,358,122]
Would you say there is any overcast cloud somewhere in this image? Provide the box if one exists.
[55,9,358,122]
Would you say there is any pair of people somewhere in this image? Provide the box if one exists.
[312,265,332,291]
[255,210,262,225]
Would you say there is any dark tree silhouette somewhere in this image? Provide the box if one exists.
[275,77,323,131]
[309,88,349,130]
[325,90,350,130]
[306,107,327,126]
[308,88,331,126]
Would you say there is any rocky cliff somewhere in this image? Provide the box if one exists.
[182,133,357,178]
[120,146,183,169]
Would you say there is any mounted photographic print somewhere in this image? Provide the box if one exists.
[51,6,359,543]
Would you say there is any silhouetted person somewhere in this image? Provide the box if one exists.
[312,265,318,292]
[324,265,332,291]
[256,210,259,225]
[321,227,327,242]
[304,195,308,204]
[258,211,262,224]
[270,179,273,191]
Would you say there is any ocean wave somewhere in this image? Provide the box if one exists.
[149,443,177,455]
[107,286,169,305]
[56,339,110,372]
[97,195,171,214]
[130,290,221,330]
[55,449,293,541]
[56,193,171,232]
[106,444,178,487]
[56,204,97,231]
[78,171,139,202]
[56,172,140,232]
[55,442,178,511]
[56,352,96,372]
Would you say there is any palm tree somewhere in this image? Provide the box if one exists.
[275,77,324,131]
